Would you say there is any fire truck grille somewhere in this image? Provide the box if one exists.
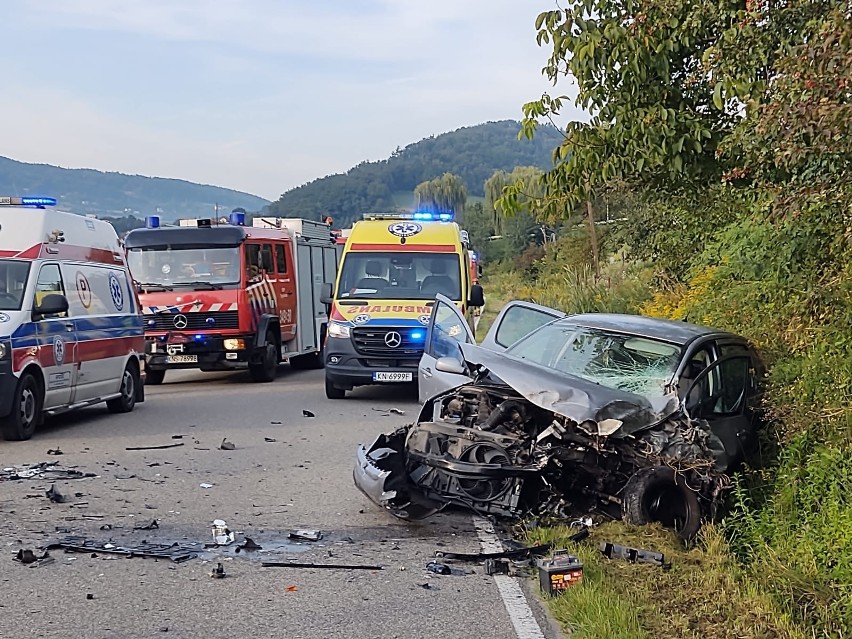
[146,311,240,332]
[352,327,425,357]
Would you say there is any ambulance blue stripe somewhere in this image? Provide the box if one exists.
[8,315,143,349]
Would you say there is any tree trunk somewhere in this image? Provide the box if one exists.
[585,196,600,278]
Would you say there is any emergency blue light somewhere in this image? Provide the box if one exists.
[412,212,432,221]
[229,211,246,226]
[146,215,161,229]
[21,197,57,206]
[194,334,205,342]
[438,213,452,222]
[410,330,425,341]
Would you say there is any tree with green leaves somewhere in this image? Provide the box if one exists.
[484,166,545,234]
[414,172,468,216]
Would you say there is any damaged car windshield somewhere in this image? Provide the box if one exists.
[506,324,681,399]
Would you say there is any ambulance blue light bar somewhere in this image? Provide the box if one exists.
[362,211,455,222]
[0,196,57,207]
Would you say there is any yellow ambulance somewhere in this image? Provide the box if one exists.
[321,212,484,399]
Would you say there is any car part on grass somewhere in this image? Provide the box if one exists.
[261,561,383,570]
[212,520,235,545]
[288,529,322,542]
[537,550,584,594]
[599,541,667,567]
[47,537,198,563]
[1,463,97,482]
[125,443,185,451]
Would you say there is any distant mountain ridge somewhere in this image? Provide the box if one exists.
[268,120,562,227]
[0,156,269,221]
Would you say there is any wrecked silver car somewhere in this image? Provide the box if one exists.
[355,296,765,538]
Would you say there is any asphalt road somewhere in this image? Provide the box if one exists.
[0,366,560,639]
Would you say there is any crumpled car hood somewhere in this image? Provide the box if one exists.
[459,343,680,436]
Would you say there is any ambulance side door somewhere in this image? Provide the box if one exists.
[275,242,297,342]
[32,263,77,409]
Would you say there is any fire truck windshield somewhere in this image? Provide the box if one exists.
[336,252,461,301]
[0,259,31,310]
[127,247,241,288]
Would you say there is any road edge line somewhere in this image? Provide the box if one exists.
[473,515,547,639]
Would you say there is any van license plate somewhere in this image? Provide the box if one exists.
[167,355,198,364]
[373,372,412,382]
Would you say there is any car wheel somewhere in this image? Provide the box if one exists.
[146,369,166,385]
[107,363,139,414]
[622,466,703,540]
[249,331,278,382]
[0,373,43,441]
[325,376,346,399]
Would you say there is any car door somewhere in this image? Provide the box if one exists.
[418,294,476,402]
[681,352,756,473]
[479,300,565,351]
[32,263,78,409]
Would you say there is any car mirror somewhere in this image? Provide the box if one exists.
[33,294,69,319]
[320,282,333,305]
[468,284,485,308]
[435,356,466,375]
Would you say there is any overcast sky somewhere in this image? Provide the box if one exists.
[0,1,583,200]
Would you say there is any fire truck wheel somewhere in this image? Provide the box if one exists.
[146,369,166,385]
[107,363,139,414]
[325,376,346,399]
[250,331,279,383]
[1,372,43,441]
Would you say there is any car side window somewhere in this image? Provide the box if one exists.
[245,244,261,281]
[275,245,288,274]
[429,301,471,360]
[495,306,558,348]
[35,264,67,318]
[711,356,750,415]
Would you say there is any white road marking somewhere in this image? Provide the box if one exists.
[474,516,547,639]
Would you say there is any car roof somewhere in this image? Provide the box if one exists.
[558,313,739,346]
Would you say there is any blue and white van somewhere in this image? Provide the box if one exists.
[0,197,146,441]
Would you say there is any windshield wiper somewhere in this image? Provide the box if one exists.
[171,281,224,290]
[136,282,173,292]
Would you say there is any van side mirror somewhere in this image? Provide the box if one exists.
[320,282,333,305]
[435,356,466,375]
[468,284,485,308]
[33,294,69,319]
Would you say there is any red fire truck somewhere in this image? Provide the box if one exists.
[124,212,339,384]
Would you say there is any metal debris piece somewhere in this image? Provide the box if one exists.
[171,435,183,439]
[219,438,236,451]
[425,561,451,575]
[125,443,184,451]
[134,520,159,531]
[45,484,66,503]
[599,542,667,567]
[485,559,510,575]
[235,537,262,552]
[47,448,63,456]
[0,463,96,482]
[288,529,322,542]
[199,483,214,489]
[212,519,235,546]
[436,542,554,562]
[302,410,315,418]
[264,437,277,443]
[210,562,226,579]
[47,536,197,563]
[14,549,50,565]
[261,561,382,570]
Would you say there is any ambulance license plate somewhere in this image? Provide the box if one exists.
[167,355,198,364]
[373,372,412,382]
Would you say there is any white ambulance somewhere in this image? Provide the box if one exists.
[0,197,146,441]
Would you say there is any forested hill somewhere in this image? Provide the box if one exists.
[267,120,562,227]
[0,156,269,221]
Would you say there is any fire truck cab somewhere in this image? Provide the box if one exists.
[125,213,338,384]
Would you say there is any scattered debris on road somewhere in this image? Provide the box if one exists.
[261,561,383,571]
[372,408,406,416]
[1,463,96,482]
[46,448,64,456]
[436,542,555,562]
[134,519,159,531]
[13,549,52,566]
[425,561,451,575]
[264,437,277,443]
[219,438,236,451]
[47,536,198,563]
[288,529,322,542]
[235,537,262,553]
[485,559,510,575]
[45,484,66,503]
[199,483,214,489]
[125,443,185,451]
[302,410,316,418]
[210,562,226,579]
[211,519,235,545]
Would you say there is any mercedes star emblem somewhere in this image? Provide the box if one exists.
[384,331,402,348]
[173,314,188,329]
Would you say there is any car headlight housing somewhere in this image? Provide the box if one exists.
[328,322,351,339]
[0,342,6,360]
[223,338,245,351]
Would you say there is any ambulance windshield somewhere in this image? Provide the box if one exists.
[0,260,30,311]
[127,247,241,288]
[336,252,461,301]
